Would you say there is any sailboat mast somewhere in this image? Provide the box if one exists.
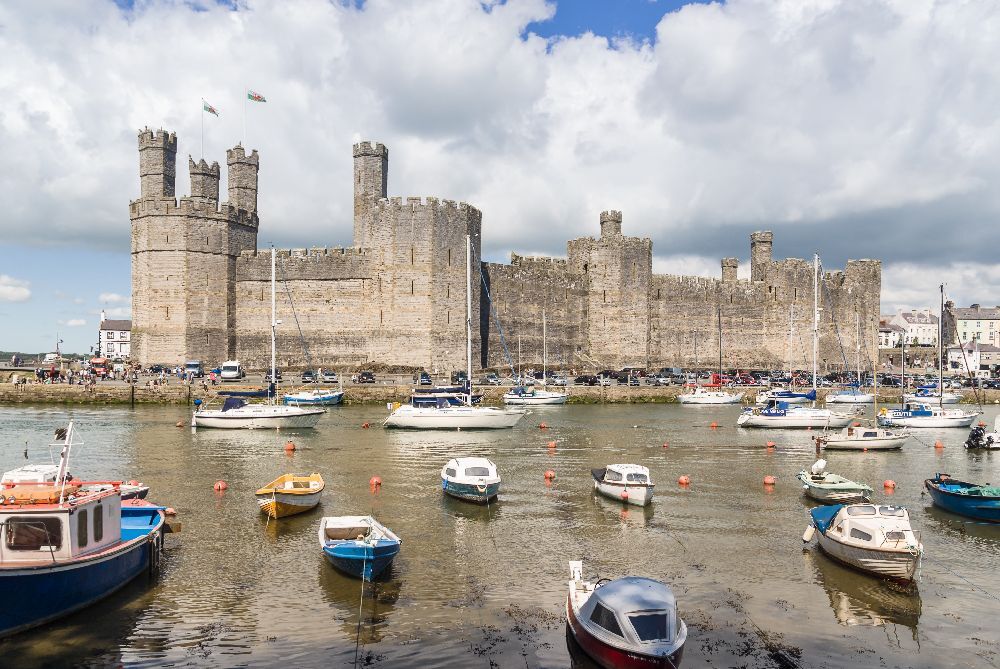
[466,234,473,405]
[542,309,547,388]
[718,306,723,382]
[939,283,944,408]
[855,311,862,388]
[812,254,819,394]
[787,304,794,378]
[271,246,277,405]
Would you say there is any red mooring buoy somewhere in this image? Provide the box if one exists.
[213,480,228,492]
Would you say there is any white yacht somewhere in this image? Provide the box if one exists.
[817,424,909,450]
[503,310,567,405]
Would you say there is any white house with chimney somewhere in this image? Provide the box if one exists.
[889,309,938,347]
[98,310,131,358]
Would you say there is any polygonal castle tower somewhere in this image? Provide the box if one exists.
[130,128,259,365]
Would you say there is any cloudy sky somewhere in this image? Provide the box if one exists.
[2,0,999,354]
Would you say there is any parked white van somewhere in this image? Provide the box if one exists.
[220,360,245,382]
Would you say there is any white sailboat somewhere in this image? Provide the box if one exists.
[878,284,978,429]
[827,313,875,404]
[192,247,325,429]
[679,306,743,405]
[739,255,854,428]
[504,309,567,405]
[385,235,526,429]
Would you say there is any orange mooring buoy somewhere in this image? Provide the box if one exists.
[766,441,776,448]
[284,441,296,452]
[620,489,629,500]
[884,479,896,489]
[709,422,718,430]
[763,475,777,485]
[369,475,382,488]
[176,421,184,428]
[213,480,228,492]
[547,440,557,448]
[662,441,669,448]
[165,507,177,516]
[544,470,556,481]
[934,440,944,449]
[539,422,548,430]
[678,475,691,486]
[362,422,371,429]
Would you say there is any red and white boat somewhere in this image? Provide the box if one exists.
[566,560,686,668]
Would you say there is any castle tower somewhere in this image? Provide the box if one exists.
[352,141,389,249]
[227,145,259,213]
[189,157,220,204]
[750,230,773,282]
[138,128,177,199]
[721,257,738,282]
[600,210,622,238]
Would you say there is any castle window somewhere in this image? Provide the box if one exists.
[380,310,383,325]
[410,280,414,295]
[411,247,414,265]
[657,289,661,299]
[447,285,450,298]
[166,233,169,243]
[603,290,606,303]
[165,306,170,319]
[448,249,452,266]
[447,310,450,324]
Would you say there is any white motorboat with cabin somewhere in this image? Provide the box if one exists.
[441,457,501,503]
[566,560,686,669]
[877,403,978,429]
[591,464,655,507]
[903,387,962,405]
[386,235,525,430]
[796,460,874,503]
[804,503,923,584]
[738,401,855,429]
[191,247,325,430]
[816,424,909,450]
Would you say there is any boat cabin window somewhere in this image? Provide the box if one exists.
[862,432,878,438]
[885,531,905,541]
[77,509,89,547]
[604,470,624,483]
[5,516,63,551]
[94,504,104,542]
[628,612,669,642]
[846,505,876,516]
[878,506,904,517]
[626,473,648,483]
[465,467,490,477]
[590,602,624,637]
[850,528,873,542]
[445,468,457,478]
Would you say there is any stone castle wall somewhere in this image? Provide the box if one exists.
[130,129,882,372]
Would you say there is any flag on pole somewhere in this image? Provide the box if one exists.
[203,101,220,116]
[247,89,267,103]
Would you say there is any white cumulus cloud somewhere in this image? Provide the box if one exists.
[99,292,128,304]
[63,318,87,327]
[0,275,31,302]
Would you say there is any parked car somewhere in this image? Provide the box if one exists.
[357,371,376,384]
[220,360,245,382]
[147,364,165,374]
[415,371,432,386]
[550,375,568,386]
[574,375,598,386]
[451,370,468,384]
[264,368,282,383]
[597,375,613,387]
[301,370,316,383]
[483,372,502,386]
[185,360,205,378]
[321,370,339,384]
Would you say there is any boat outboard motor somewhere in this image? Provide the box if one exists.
[810,459,827,476]
[966,425,987,449]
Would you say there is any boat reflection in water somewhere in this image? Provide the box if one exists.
[317,564,401,645]
[803,549,921,636]
[592,494,654,528]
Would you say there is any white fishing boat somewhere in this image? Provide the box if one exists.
[796,460,874,503]
[877,403,978,429]
[804,503,923,584]
[386,235,525,430]
[591,464,655,507]
[566,560,687,669]
[738,401,854,428]
[504,310,567,405]
[679,307,743,406]
[816,425,909,450]
[441,457,501,503]
[1,463,150,499]
[192,247,325,430]
[282,388,344,405]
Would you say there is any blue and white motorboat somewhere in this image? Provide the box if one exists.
[877,403,978,428]
[903,387,962,405]
[755,388,816,405]
[441,457,501,503]
[738,400,854,428]
[503,385,568,405]
[283,389,344,406]
[318,515,401,581]
[825,387,874,404]
[0,424,166,638]
[924,474,1000,522]
[411,385,482,407]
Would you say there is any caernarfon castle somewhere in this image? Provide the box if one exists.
[130,128,882,373]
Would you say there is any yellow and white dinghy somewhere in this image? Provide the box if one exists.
[255,472,325,519]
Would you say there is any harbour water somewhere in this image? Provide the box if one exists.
[1,403,998,668]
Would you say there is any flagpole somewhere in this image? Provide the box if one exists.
[243,88,247,147]
[200,98,204,159]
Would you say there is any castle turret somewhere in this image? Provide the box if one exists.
[600,210,623,238]
[721,257,738,282]
[189,157,220,204]
[227,145,259,213]
[138,128,177,199]
[750,230,773,282]
[353,141,388,201]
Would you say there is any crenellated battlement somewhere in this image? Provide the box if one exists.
[353,141,388,158]
[510,253,569,269]
[372,195,482,218]
[236,246,373,282]
[138,127,177,151]
[129,197,258,226]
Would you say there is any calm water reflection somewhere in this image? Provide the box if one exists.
[1,403,998,668]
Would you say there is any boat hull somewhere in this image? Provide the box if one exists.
[0,508,164,638]
[192,407,325,429]
[322,541,400,581]
[800,484,873,504]
[879,415,976,428]
[903,393,960,405]
[442,480,500,503]
[282,392,343,406]
[826,393,874,404]
[815,530,920,583]
[256,491,322,518]
[566,594,684,669]
[594,481,654,507]
[503,392,568,405]
[384,406,524,429]
[677,392,742,405]
[924,479,1000,522]
[738,413,854,429]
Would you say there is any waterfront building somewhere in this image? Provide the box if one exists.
[889,309,938,347]
[949,304,1000,347]
[99,313,132,358]
[129,128,882,372]
[947,341,1000,377]
[878,315,904,349]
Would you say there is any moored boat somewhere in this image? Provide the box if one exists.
[566,560,686,669]
[384,400,525,429]
[677,386,743,405]
[1,464,149,499]
[826,388,874,404]
[924,474,1000,522]
[738,401,854,428]
[503,385,568,405]
[192,396,326,429]
[283,389,344,406]
[903,387,962,405]
[0,424,166,638]
[816,425,908,451]
[255,472,324,518]
[318,515,401,581]
[877,403,978,429]
[441,457,500,503]
[591,464,655,507]
[755,388,816,405]
[804,503,922,584]
[964,417,1000,449]
[796,460,873,504]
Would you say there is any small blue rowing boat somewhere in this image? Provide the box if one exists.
[318,515,400,581]
[924,474,1000,522]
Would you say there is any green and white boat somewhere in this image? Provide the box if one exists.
[797,460,874,504]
